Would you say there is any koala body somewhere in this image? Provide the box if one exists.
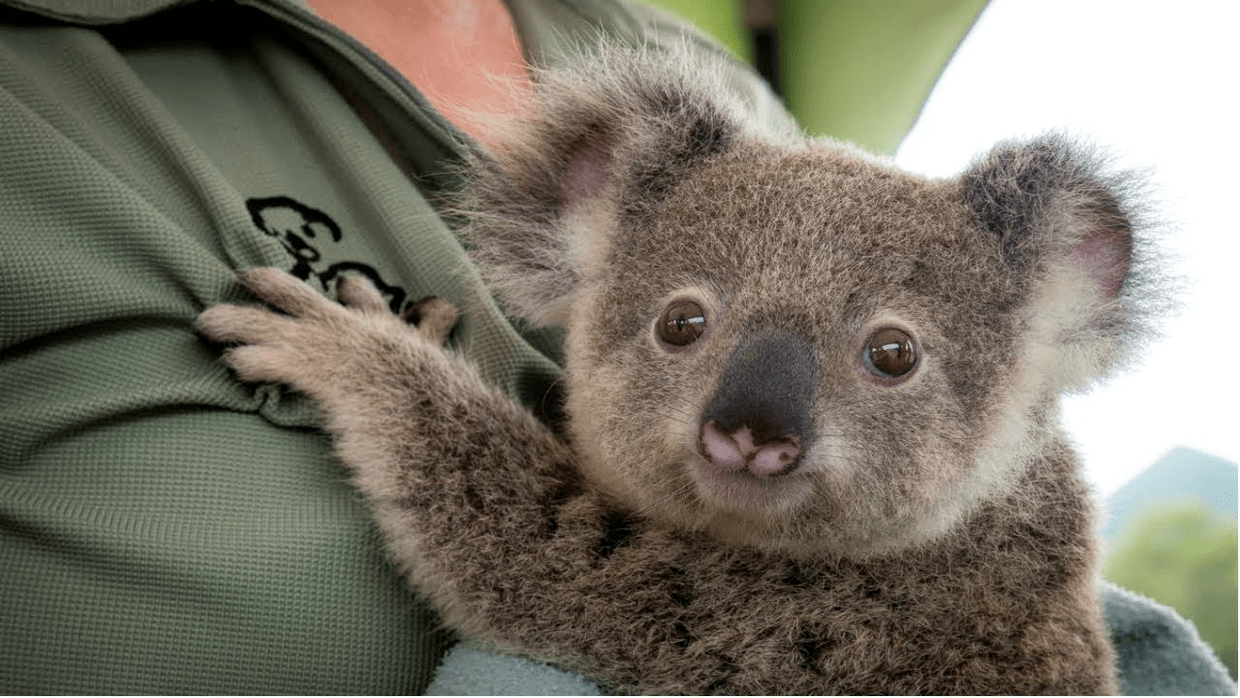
[198,41,1159,694]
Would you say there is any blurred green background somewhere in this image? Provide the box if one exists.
[1106,499,1237,679]
[640,0,987,154]
[1103,448,1238,680]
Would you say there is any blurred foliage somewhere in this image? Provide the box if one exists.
[636,0,987,154]
[637,0,751,61]
[1105,498,1238,680]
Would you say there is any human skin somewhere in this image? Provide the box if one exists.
[306,0,531,146]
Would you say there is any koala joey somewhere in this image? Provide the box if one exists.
[198,41,1162,694]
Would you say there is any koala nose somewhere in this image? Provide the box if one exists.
[699,331,816,477]
[700,421,802,476]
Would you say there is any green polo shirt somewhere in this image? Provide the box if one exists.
[0,0,794,692]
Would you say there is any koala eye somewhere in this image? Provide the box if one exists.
[658,300,707,347]
[862,328,918,379]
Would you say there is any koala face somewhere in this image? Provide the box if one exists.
[560,143,1040,558]
[463,44,1149,560]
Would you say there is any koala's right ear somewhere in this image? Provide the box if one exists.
[960,135,1165,388]
[458,44,750,326]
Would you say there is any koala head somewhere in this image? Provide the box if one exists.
[461,44,1156,560]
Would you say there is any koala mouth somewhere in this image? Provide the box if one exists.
[690,461,814,513]
[689,447,814,513]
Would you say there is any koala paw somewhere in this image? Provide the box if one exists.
[196,267,458,400]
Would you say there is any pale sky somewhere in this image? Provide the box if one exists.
[894,0,1240,496]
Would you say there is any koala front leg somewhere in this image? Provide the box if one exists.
[199,271,785,693]
[197,269,587,633]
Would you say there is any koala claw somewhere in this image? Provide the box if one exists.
[334,273,393,315]
[400,295,459,346]
[236,266,345,323]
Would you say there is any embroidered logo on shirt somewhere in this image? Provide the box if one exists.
[245,196,409,314]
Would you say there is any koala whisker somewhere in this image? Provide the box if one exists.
[650,402,698,426]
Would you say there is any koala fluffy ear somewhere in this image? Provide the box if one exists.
[961,135,1159,385]
[458,44,747,326]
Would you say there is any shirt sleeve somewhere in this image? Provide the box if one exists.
[1104,582,1238,696]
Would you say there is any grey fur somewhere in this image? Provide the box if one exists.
[197,41,1167,694]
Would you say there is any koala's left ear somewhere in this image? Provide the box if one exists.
[458,42,752,326]
[961,135,1156,384]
